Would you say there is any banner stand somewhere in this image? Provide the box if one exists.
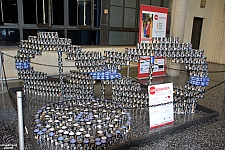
[138,5,168,79]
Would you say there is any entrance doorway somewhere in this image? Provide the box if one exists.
[191,17,203,49]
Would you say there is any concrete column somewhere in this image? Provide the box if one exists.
[167,0,188,77]
[64,0,69,38]
[17,0,24,40]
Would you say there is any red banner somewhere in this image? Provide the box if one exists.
[138,5,168,79]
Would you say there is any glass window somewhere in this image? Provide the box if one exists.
[23,29,38,39]
[109,6,123,27]
[139,0,150,5]
[37,0,49,24]
[163,0,171,7]
[67,30,100,45]
[151,0,161,6]
[0,0,3,24]
[23,0,36,24]
[78,0,92,26]
[0,28,20,46]
[69,0,77,26]
[109,31,135,45]
[2,0,18,23]
[52,0,64,25]
[110,0,123,6]
[125,0,136,8]
[124,8,136,28]
[94,0,101,28]
[23,29,50,39]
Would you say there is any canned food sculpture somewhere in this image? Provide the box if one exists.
[15,32,209,148]
[15,32,209,113]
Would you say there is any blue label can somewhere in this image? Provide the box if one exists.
[151,56,154,64]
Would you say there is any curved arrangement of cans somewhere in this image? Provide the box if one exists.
[15,32,209,112]
[14,32,209,148]
[34,98,131,149]
[134,38,209,114]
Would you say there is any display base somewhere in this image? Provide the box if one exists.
[8,87,219,150]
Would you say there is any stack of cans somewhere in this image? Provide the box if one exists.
[15,32,210,114]
[67,51,107,73]
[36,32,71,52]
[148,51,155,85]
[111,77,148,108]
[65,71,95,99]
[23,80,60,96]
[189,76,209,87]
[15,56,30,70]
[89,70,121,81]
[58,50,64,97]
[15,56,31,70]
[33,97,132,149]
[104,50,130,69]
[66,45,82,59]
[128,37,209,114]
[15,32,74,98]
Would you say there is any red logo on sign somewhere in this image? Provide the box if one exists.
[154,14,158,20]
[149,86,156,95]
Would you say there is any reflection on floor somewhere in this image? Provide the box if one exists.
[0,63,225,150]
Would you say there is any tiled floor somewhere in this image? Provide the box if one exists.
[0,63,225,150]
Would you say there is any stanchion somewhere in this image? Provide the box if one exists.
[0,51,7,93]
[17,91,24,150]
[127,66,130,77]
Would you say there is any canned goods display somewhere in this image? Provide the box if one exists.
[15,31,209,116]
[33,98,132,149]
[133,37,208,114]
[111,77,148,108]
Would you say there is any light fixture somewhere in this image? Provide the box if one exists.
[200,0,206,8]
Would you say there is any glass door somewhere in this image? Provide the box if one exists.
[36,0,50,26]
[77,0,93,28]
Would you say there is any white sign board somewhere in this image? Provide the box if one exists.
[149,103,174,129]
[140,56,150,74]
[148,83,174,129]
[148,83,173,105]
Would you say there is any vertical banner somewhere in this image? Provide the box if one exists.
[139,5,168,43]
[148,83,174,129]
[138,5,168,79]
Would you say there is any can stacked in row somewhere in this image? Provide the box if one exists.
[111,77,148,108]
[65,71,95,99]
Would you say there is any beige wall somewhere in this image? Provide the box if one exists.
[1,46,136,79]
[183,0,225,64]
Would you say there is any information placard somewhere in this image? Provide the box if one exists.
[139,56,150,74]
[149,103,173,129]
[139,6,168,42]
[148,83,174,129]
[148,83,173,105]
[138,5,168,79]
